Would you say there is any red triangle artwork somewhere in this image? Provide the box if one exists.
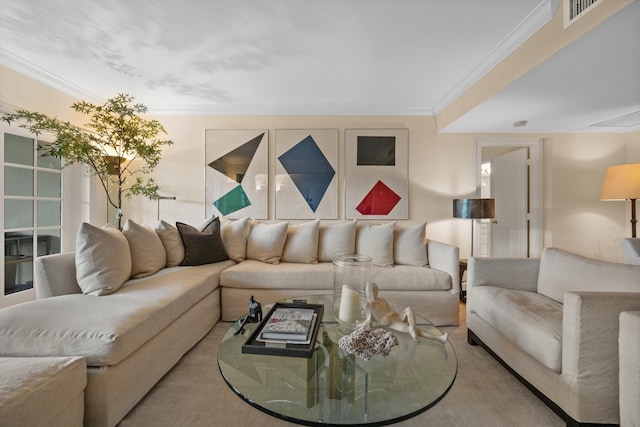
[356,180,401,215]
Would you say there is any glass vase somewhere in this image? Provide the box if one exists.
[333,254,372,334]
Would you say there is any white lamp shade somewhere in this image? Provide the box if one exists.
[600,163,640,200]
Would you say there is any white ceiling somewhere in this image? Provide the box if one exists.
[0,0,638,133]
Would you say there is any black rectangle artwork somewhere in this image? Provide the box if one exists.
[242,302,324,358]
[357,136,396,166]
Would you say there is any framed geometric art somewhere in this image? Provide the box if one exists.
[205,129,268,219]
[345,129,408,220]
[275,129,338,219]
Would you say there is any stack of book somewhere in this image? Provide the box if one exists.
[242,302,324,358]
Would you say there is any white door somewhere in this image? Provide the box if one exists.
[491,148,528,257]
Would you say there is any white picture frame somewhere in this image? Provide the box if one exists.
[345,129,408,220]
[205,129,268,219]
[275,129,338,219]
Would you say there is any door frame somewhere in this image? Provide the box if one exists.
[476,138,543,258]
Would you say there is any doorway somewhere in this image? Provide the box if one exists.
[476,139,543,258]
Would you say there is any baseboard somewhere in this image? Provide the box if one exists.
[466,329,619,427]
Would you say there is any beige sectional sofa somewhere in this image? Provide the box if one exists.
[0,217,459,427]
[466,248,640,426]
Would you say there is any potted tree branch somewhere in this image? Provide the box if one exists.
[2,93,173,229]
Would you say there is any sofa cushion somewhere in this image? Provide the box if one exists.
[0,262,234,366]
[155,220,185,267]
[470,285,563,373]
[372,264,451,291]
[0,356,86,427]
[394,221,428,267]
[281,219,320,264]
[537,248,640,303]
[123,219,167,278]
[221,260,333,290]
[75,223,132,296]
[246,221,289,264]
[177,218,228,266]
[356,222,395,267]
[220,216,249,262]
[318,221,357,262]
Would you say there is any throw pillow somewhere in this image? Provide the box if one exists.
[318,221,357,262]
[155,220,185,267]
[281,219,320,263]
[394,221,429,267]
[123,219,167,278]
[356,222,396,267]
[75,223,132,296]
[177,217,229,266]
[220,216,250,262]
[246,221,289,264]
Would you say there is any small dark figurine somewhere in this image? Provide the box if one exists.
[234,295,263,335]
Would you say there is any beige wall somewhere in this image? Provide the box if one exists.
[2,65,639,260]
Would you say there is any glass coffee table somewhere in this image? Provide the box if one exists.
[218,295,457,426]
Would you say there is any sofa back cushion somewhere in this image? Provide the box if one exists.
[75,223,132,296]
[318,221,357,262]
[281,219,320,263]
[537,248,640,303]
[155,220,185,267]
[220,216,249,262]
[394,221,429,267]
[123,219,167,278]
[356,222,395,267]
[177,217,229,266]
[246,221,289,264]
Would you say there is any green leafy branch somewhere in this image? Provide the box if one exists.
[2,93,173,228]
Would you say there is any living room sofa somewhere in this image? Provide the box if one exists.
[0,217,459,427]
[466,248,640,426]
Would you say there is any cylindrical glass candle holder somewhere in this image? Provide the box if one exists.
[333,254,372,334]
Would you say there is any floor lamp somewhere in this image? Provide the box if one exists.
[600,163,640,238]
[453,198,496,257]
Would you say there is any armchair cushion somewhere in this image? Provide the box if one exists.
[537,248,640,303]
[471,285,562,372]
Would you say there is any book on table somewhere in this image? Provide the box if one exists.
[259,307,317,343]
[242,302,324,358]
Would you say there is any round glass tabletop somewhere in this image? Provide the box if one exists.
[218,295,457,426]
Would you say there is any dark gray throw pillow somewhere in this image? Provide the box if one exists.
[177,217,229,266]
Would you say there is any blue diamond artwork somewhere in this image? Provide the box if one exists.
[278,135,335,213]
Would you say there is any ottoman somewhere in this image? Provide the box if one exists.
[0,356,87,427]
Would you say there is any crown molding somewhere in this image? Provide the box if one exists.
[0,48,103,103]
[434,0,559,115]
[146,104,434,116]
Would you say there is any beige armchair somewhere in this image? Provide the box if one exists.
[619,311,640,427]
[467,248,640,425]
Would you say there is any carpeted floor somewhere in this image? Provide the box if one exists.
[118,303,564,426]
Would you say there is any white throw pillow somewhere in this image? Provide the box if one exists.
[281,219,320,264]
[220,216,249,262]
[394,221,429,267]
[356,222,396,267]
[318,221,357,262]
[155,220,185,267]
[123,219,167,278]
[246,221,289,264]
[75,223,132,296]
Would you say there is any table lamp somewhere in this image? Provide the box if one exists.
[453,198,495,257]
[600,163,640,238]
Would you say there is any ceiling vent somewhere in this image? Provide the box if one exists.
[590,111,640,128]
[563,0,603,28]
